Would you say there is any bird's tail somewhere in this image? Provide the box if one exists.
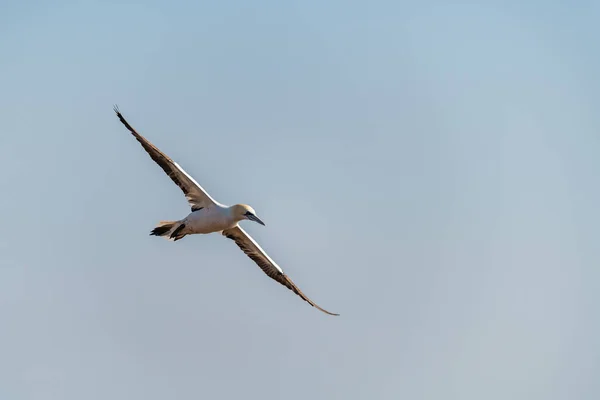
[150,220,187,241]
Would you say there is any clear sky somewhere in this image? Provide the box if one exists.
[1,1,598,399]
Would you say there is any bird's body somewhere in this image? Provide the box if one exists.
[182,205,235,235]
[113,106,338,316]
[151,204,258,241]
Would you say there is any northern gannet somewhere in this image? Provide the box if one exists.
[114,106,338,316]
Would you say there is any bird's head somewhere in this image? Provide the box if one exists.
[231,204,265,226]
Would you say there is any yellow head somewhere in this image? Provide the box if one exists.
[230,204,265,226]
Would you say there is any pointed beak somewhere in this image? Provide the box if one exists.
[247,214,265,226]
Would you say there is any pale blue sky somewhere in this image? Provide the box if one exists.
[1,1,599,399]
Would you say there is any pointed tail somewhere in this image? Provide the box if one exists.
[150,221,187,241]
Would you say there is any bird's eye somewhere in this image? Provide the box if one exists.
[244,211,253,216]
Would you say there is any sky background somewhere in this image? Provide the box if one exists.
[1,1,599,399]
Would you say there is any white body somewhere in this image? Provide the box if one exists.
[181,205,238,235]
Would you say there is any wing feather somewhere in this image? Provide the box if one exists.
[222,226,339,316]
[114,106,219,210]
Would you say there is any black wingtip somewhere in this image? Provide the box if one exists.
[113,105,137,134]
[316,307,340,316]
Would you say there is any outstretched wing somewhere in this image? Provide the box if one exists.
[114,106,220,211]
[222,226,339,316]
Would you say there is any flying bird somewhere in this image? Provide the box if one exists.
[113,106,338,316]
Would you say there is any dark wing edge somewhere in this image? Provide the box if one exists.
[222,227,339,316]
[113,105,215,209]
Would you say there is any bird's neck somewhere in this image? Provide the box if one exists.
[224,205,244,222]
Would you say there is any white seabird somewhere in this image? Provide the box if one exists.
[114,106,338,316]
